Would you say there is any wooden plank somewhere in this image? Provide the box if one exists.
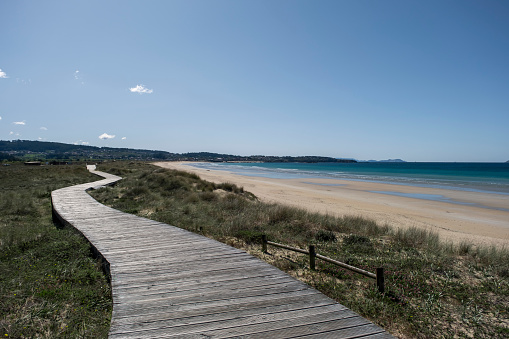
[112,276,290,297]
[111,304,355,337]
[113,270,294,294]
[114,280,306,307]
[113,273,296,297]
[256,323,385,339]
[105,242,244,259]
[110,256,269,279]
[111,311,365,338]
[109,261,278,287]
[111,289,320,319]
[112,280,312,308]
[112,294,340,325]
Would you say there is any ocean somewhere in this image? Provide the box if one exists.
[190,162,509,196]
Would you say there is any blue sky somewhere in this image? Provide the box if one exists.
[1,0,508,162]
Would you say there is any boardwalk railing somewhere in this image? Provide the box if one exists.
[261,235,385,293]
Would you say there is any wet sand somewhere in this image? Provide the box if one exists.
[154,162,509,247]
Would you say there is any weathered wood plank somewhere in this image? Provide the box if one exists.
[111,279,297,301]
[110,305,356,337]
[113,271,295,295]
[112,295,340,326]
[111,311,367,338]
[111,289,320,319]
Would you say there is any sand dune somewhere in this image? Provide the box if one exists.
[154,162,509,247]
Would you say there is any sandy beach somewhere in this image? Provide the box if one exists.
[154,162,509,247]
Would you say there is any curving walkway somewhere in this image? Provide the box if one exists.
[51,166,393,338]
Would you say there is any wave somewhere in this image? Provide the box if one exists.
[189,162,509,195]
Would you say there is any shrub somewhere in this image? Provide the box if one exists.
[147,173,188,192]
[199,191,216,201]
[102,167,130,176]
[173,170,200,180]
[394,227,440,250]
[315,230,337,243]
[457,241,472,255]
[217,182,244,194]
[125,186,149,197]
[220,193,248,210]
[267,205,295,225]
[235,230,264,244]
[183,193,200,203]
[197,181,216,192]
[343,234,371,246]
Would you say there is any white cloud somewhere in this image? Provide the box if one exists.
[0,116,2,120]
[9,131,14,135]
[0,69,7,78]
[40,126,48,130]
[122,137,127,140]
[74,140,89,145]
[99,133,115,140]
[13,121,26,125]
[129,84,153,94]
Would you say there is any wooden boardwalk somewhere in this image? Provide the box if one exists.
[51,166,393,338]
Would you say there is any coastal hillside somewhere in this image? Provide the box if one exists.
[0,140,356,163]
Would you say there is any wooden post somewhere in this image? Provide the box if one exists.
[309,245,316,270]
[376,267,384,293]
[262,235,268,253]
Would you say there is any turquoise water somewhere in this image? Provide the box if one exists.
[190,162,509,195]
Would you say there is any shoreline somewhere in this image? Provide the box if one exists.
[154,161,509,248]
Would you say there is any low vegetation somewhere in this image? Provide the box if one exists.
[90,161,509,338]
[0,163,112,338]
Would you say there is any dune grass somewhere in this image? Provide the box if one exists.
[0,163,112,338]
[90,161,509,338]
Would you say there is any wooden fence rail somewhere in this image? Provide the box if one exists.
[261,235,385,293]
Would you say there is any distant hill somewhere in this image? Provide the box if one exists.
[0,140,356,163]
[0,140,173,161]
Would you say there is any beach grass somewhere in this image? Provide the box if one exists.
[90,161,509,338]
[0,163,112,338]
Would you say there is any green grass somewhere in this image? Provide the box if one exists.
[90,161,509,338]
[0,163,112,338]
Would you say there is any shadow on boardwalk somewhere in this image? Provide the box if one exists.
[51,166,393,338]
